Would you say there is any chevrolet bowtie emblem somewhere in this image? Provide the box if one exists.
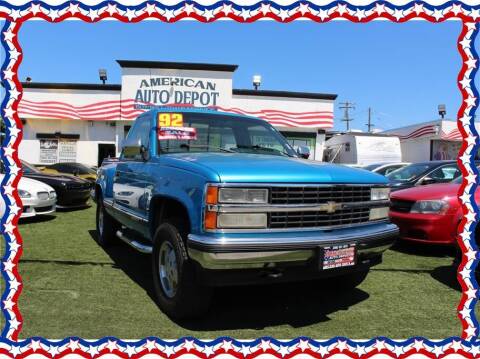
[323,201,343,213]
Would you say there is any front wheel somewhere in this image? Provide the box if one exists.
[151,221,212,319]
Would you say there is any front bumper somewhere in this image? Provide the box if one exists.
[389,210,457,245]
[56,188,91,208]
[188,222,398,270]
[21,197,56,218]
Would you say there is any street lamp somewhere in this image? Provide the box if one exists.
[438,104,446,119]
[253,75,261,90]
[99,69,107,85]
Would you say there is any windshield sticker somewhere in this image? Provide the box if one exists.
[158,126,197,140]
[158,113,184,127]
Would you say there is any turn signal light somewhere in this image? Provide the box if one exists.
[206,186,218,205]
[204,210,217,230]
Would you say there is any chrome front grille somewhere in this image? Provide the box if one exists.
[270,185,371,205]
[269,207,371,229]
[268,185,374,229]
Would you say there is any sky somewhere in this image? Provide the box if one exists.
[8,20,472,131]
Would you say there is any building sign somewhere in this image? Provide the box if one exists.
[39,139,58,164]
[134,77,220,108]
[58,140,77,162]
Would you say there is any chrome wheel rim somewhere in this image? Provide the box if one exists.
[159,241,178,298]
[98,206,104,237]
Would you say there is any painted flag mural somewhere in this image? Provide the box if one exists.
[18,98,334,128]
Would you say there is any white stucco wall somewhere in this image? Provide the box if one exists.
[19,118,116,167]
[400,138,432,162]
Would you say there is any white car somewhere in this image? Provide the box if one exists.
[0,174,57,218]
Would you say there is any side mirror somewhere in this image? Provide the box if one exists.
[297,145,310,159]
[123,138,149,161]
[140,144,150,161]
[420,176,436,185]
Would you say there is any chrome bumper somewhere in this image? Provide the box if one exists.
[188,223,398,270]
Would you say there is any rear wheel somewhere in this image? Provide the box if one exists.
[96,199,119,247]
[151,219,212,319]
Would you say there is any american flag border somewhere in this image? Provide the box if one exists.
[0,1,479,356]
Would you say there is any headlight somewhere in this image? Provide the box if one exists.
[218,188,268,204]
[371,187,390,201]
[49,191,56,199]
[217,213,267,229]
[18,189,31,198]
[411,200,449,214]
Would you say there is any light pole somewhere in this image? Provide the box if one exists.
[99,69,107,85]
[253,75,261,90]
[438,104,446,119]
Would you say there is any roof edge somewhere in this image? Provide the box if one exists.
[232,89,337,100]
[117,60,238,72]
[21,82,121,91]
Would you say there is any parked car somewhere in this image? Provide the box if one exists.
[387,161,462,192]
[41,162,97,182]
[94,107,398,318]
[389,175,470,245]
[363,162,410,176]
[0,173,56,218]
[21,161,92,208]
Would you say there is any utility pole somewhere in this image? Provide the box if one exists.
[366,107,374,133]
[339,101,355,132]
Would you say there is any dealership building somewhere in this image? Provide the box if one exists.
[18,60,337,167]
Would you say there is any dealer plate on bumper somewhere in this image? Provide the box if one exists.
[320,243,356,270]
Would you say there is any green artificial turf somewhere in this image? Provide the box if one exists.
[2,205,466,339]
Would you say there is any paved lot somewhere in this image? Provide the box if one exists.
[6,205,465,338]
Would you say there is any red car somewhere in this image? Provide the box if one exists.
[389,176,474,245]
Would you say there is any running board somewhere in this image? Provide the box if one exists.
[116,230,152,254]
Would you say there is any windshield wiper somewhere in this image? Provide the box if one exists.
[179,144,236,153]
[236,145,293,157]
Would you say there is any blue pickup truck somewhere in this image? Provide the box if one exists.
[94,107,398,318]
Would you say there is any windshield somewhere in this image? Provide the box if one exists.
[22,161,41,174]
[156,112,297,157]
[386,163,431,182]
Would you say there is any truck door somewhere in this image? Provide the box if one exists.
[113,115,151,236]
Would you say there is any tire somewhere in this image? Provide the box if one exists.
[151,219,212,319]
[324,269,370,291]
[96,199,119,247]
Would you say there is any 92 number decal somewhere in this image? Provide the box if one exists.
[158,113,184,127]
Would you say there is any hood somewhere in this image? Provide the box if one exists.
[23,172,89,188]
[391,183,460,201]
[19,176,55,193]
[161,153,388,184]
[0,174,55,192]
[389,180,414,192]
[25,172,86,182]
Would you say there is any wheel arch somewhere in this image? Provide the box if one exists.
[149,195,192,240]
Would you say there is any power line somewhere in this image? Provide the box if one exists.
[339,101,355,131]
